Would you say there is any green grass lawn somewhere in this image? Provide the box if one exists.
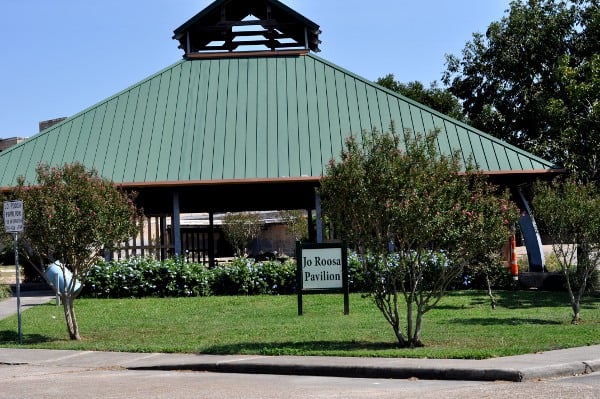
[0,290,598,359]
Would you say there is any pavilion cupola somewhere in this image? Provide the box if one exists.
[172,0,321,56]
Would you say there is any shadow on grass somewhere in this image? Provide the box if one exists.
[0,330,54,345]
[447,317,563,326]
[495,291,599,310]
[436,291,574,310]
[202,340,399,355]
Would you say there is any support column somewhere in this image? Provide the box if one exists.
[160,215,167,260]
[172,192,182,257]
[208,211,216,267]
[306,208,315,242]
[517,188,545,272]
[315,190,323,243]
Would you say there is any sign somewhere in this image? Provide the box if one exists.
[3,200,24,343]
[3,200,24,233]
[296,241,349,315]
[301,247,344,290]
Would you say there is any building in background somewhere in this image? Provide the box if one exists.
[0,137,26,152]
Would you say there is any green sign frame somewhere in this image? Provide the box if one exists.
[296,241,349,315]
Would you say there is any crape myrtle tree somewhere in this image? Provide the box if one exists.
[320,128,520,347]
[2,163,141,340]
[222,212,263,257]
[532,179,600,324]
[279,209,309,242]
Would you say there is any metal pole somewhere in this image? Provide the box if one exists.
[13,232,22,345]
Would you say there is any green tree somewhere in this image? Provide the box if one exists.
[443,0,600,182]
[1,163,141,340]
[320,128,519,347]
[279,210,308,242]
[222,212,263,257]
[532,179,600,324]
[376,75,466,122]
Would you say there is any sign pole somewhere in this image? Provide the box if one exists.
[4,200,24,344]
[14,232,22,345]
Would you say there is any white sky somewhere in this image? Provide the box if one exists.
[0,0,511,138]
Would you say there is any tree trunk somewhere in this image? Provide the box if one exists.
[406,298,413,347]
[571,300,580,325]
[485,273,497,309]
[392,323,405,347]
[570,244,590,325]
[62,294,81,340]
[391,292,406,347]
[411,304,424,348]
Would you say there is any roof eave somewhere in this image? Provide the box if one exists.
[116,176,322,190]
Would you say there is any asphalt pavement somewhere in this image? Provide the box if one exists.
[0,290,598,382]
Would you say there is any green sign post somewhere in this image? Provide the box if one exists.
[296,241,349,315]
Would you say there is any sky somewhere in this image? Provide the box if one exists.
[0,0,511,139]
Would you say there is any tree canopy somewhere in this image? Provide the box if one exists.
[222,212,263,257]
[376,75,466,122]
[320,129,519,347]
[532,179,600,323]
[3,163,141,340]
[444,0,600,182]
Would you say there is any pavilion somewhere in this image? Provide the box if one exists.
[0,0,561,270]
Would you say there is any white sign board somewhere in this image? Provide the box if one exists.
[301,247,344,290]
[3,200,24,233]
[296,242,349,315]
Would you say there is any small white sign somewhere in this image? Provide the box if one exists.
[301,247,343,290]
[3,200,24,233]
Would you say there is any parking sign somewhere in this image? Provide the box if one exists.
[3,200,24,233]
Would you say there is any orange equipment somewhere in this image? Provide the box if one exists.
[510,235,519,281]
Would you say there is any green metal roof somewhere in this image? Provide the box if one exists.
[0,51,559,189]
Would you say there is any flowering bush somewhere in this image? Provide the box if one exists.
[83,257,299,298]
[83,255,372,298]
[84,258,212,298]
[5,162,141,340]
[320,128,520,348]
[210,258,297,295]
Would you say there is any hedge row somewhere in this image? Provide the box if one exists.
[81,253,513,298]
[82,255,374,298]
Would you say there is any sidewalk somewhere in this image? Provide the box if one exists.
[0,346,598,382]
[0,289,56,319]
[0,291,598,382]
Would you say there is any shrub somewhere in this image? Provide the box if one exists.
[83,253,434,299]
[83,257,211,298]
[347,252,372,293]
[0,284,11,299]
[83,257,298,298]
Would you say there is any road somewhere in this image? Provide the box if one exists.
[1,364,598,399]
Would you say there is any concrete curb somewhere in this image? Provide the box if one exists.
[0,347,598,382]
[127,355,600,382]
[130,361,526,381]
[520,361,593,381]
